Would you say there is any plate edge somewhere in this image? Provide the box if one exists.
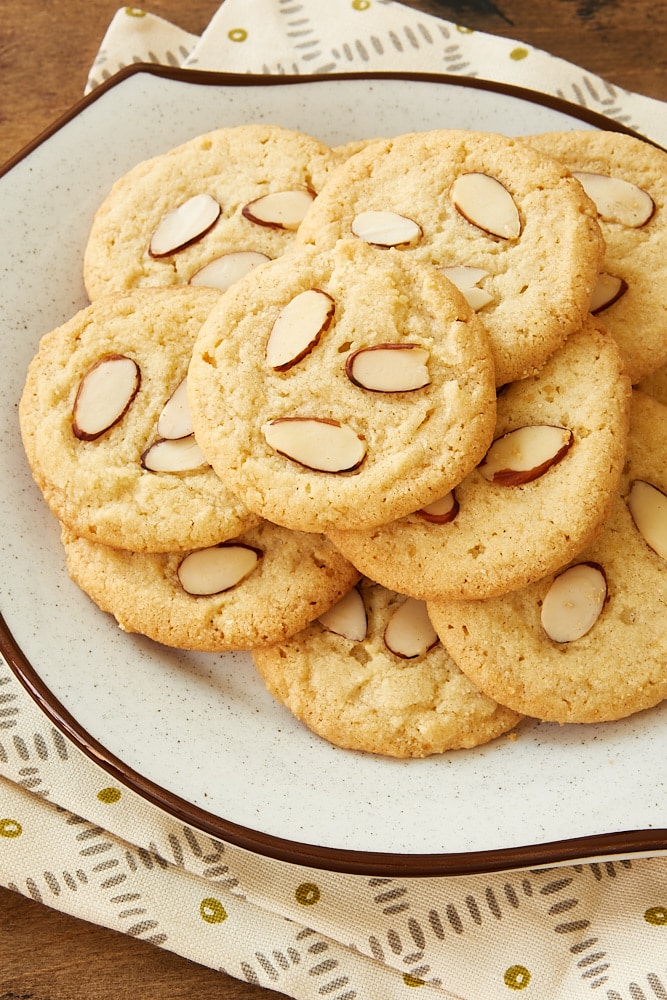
[2,610,666,876]
[1,63,661,179]
[3,64,665,875]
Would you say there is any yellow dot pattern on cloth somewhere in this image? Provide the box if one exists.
[200,897,228,923]
[645,905,667,925]
[403,972,425,987]
[504,965,531,989]
[295,882,320,906]
[352,0,371,10]
[510,47,529,60]
[228,28,248,43]
[124,7,147,16]
[97,787,122,803]
[0,818,22,838]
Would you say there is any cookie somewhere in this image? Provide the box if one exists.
[427,391,667,725]
[333,137,385,159]
[188,238,497,534]
[328,317,631,601]
[295,129,604,386]
[62,520,360,652]
[252,578,522,757]
[637,362,667,406]
[19,287,258,553]
[524,129,667,384]
[83,124,341,300]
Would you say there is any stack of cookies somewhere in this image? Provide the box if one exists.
[18,122,667,758]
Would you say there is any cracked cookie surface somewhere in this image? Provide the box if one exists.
[253,578,522,758]
[295,128,603,386]
[83,123,341,300]
[19,286,258,552]
[328,317,631,601]
[188,238,497,533]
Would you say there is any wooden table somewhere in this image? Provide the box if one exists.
[0,1,665,996]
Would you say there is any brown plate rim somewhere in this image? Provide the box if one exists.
[2,64,666,876]
[1,62,660,177]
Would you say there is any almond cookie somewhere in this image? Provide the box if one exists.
[427,391,667,725]
[83,124,341,300]
[328,317,631,601]
[188,238,497,534]
[19,287,258,552]
[524,130,667,384]
[62,520,360,652]
[637,362,667,406]
[252,578,522,758]
[333,137,386,159]
[295,129,604,386]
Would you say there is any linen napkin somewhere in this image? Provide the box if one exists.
[85,0,667,146]
[3,3,667,998]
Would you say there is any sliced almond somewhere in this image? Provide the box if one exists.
[541,563,607,643]
[441,265,494,310]
[141,435,208,473]
[441,265,489,287]
[628,480,667,560]
[479,425,573,487]
[572,171,655,228]
[318,586,367,642]
[450,172,521,239]
[345,344,431,392]
[242,189,315,231]
[351,210,422,248]
[72,354,140,441]
[590,272,628,314]
[384,597,439,658]
[177,543,261,596]
[265,289,335,372]
[149,194,221,257]
[416,491,459,524]
[262,417,366,473]
[189,250,270,291]
[157,377,193,440]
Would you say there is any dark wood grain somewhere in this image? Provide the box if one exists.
[400,0,667,103]
[1,0,665,164]
[0,0,664,996]
[0,885,281,998]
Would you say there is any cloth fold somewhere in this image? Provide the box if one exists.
[4,2,667,997]
[85,0,667,146]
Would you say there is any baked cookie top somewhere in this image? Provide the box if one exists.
[427,391,667,725]
[252,578,522,758]
[524,129,667,384]
[328,317,631,601]
[19,287,258,552]
[83,124,341,300]
[62,520,360,652]
[295,129,604,386]
[188,238,497,534]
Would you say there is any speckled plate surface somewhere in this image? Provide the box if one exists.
[1,66,666,876]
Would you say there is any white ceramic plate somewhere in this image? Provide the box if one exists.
[2,67,665,875]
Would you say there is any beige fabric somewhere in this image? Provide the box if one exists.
[2,645,667,999]
[86,1,667,146]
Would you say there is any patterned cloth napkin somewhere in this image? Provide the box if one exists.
[3,3,667,998]
[85,0,667,145]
